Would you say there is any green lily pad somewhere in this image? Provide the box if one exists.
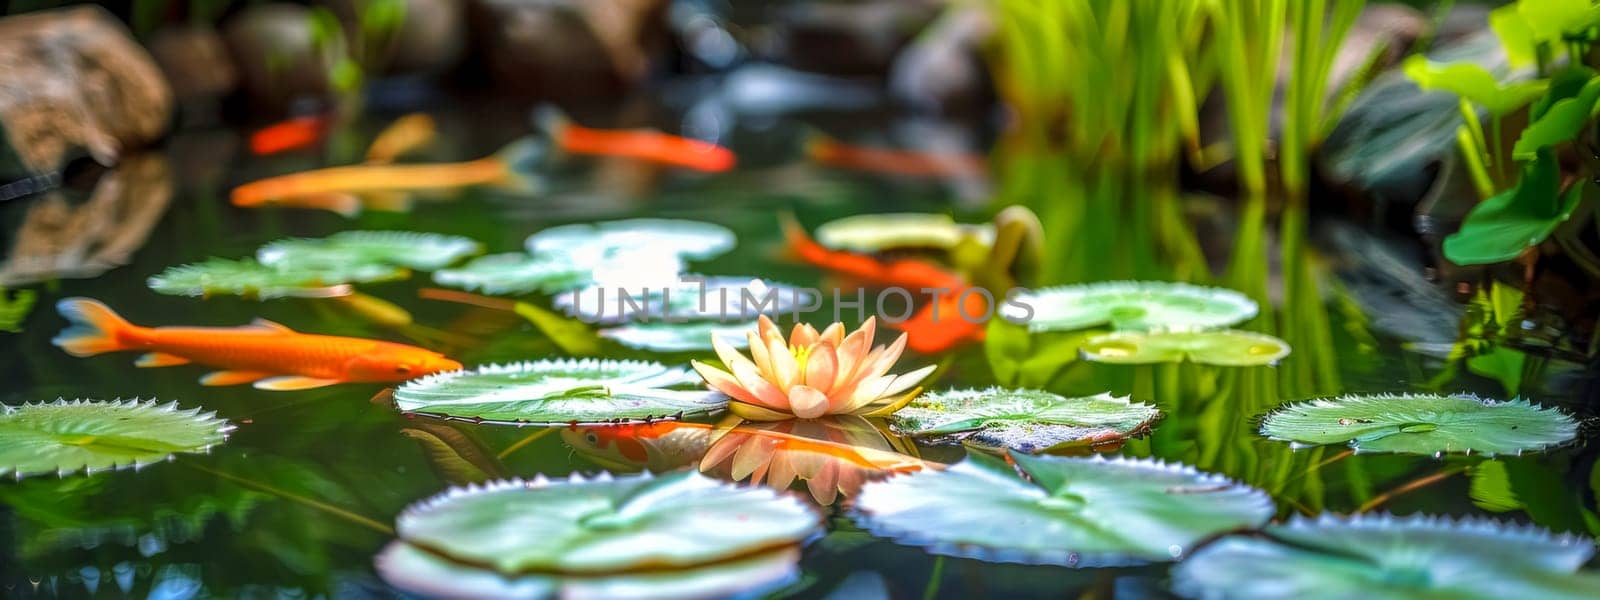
[1402,56,1549,116]
[376,540,800,599]
[814,213,994,252]
[148,257,406,299]
[852,453,1273,566]
[0,399,232,478]
[526,219,736,263]
[556,277,810,324]
[395,471,820,573]
[1002,281,1258,333]
[599,320,757,352]
[1259,393,1578,456]
[888,389,1160,453]
[392,359,726,424]
[1172,513,1600,600]
[1444,149,1583,265]
[432,253,592,295]
[258,231,482,272]
[1079,330,1290,366]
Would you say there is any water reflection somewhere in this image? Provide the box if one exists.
[0,154,171,286]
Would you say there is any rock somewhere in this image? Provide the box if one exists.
[887,4,994,115]
[768,1,941,76]
[0,153,172,287]
[326,0,467,75]
[0,7,173,177]
[223,4,332,112]
[466,0,667,100]
[149,26,239,101]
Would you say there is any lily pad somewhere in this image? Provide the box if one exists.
[555,277,810,324]
[0,399,232,478]
[852,453,1273,566]
[599,320,758,352]
[527,219,736,263]
[394,471,820,573]
[258,231,482,272]
[814,213,994,252]
[1079,330,1290,366]
[1259,393,1578,456]
[376,540,800,600]
[1172,513,1600,600]
[392,359,726,424]
[432,253,592,295]
[888,388,1160,453]
[1001,281,1258,333]
[148,257,406,299]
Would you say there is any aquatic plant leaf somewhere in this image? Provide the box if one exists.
[1171,513,1599,600]
[813,213,994,252]
[1444,150,1583,265]
[852,453,1273,566]
[148,257,406,299]
[375,541,800,599]
[1079,330,1290,366]
[599,320,757,352]
[0,287,37,332]
[1002,281,1258,333]
[394,471,819,573]
[0,399,232,478]
[526,218,736,263]
[512,301,603,356]
[1402,56,1548,116]
[1513,76,1600,160]
[431,253,591,295]
[258,231,482,271]
[392,359,725,424]
[1259,393,1577,456]
[888,388,1159,453]
[555,277,810,324]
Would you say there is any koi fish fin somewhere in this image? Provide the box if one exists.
[52,298,134,356]
[200,370,273,386]
[361,191,414,213]
[253,376,341,391]
[365,113,437,164]
[493,137,546,195]
[282,192,361,217]
[135,352,191,368]
[246,318,295,333]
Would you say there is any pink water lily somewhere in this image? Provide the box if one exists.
[692,316,935,420]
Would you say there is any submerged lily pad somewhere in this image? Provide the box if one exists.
[376,541,800,600]
[852,453,1272,566]
[395,471,819,573]
[555,277,810,324]
[1172,513,1600,600]
[1259,393,1578,456]
[392,359,726,424]
[599,320,757,352]
[1079,330,1290,366]
[148,257,406,299]
[0,399,232,478]
[527,219,736,263]
[888,389,1160,453]
[431,253,591,296]
[258,231,482,272]
[1001,281,1258,333]
[814,213,994,252]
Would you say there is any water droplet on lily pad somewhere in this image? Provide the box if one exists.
[1079,329,1290,366]
[1259,393,1578,456]
[148,257,406,299]
[888,388,1160,453]
[1001,281,1258,332]
[814,213,994,252]
[0,399,232,478]
[258,231,482,272]
[392,359,726,424]
[852,453,1272,566]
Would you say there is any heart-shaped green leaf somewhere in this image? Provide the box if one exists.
[1444,150,1583,265]
[1402,56,1549,116]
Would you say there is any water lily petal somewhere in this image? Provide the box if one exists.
[712,335,755,375]
[731,360,793,410]
[791,323,820,347]
[757,315,783,345]
[691,361,761,405]
[789,385,830,419]
[818,322,846,348]
[883,365,935,397]
[767,337,800,391]
[804,343,838,394]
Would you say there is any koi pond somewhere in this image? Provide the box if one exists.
[2,0,1600,599]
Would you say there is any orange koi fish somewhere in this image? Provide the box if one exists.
[52,298,462,390]
[562,421,713,473]
[806,133,986,178]
[231,138,541,216]
[536,107,736,173]
[250,115,331,156]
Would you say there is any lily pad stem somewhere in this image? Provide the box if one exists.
[181,458,393,535]
[1354,465,1468,514]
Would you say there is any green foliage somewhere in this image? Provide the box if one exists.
[0,287,36,332]
[889,388,1159,453]
[391,359,725,424]
[1444,150,1584,265]
[0,399,231,478]
[1079,329,1291,367]
[1403,57,1549,116]
[1260,393,1578,456]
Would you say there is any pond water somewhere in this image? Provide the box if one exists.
[0,102,1594,599]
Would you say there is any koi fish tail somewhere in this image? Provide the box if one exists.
[493,137,546,194]
[52,298,135,356]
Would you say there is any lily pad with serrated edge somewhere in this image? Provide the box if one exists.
[1079,330,1290,366]
[888,388,1160,453]
[392,359,726,424]
[0,399,232,478]
[555,277,810,324]
[1001,281,1258,333]
[431,253,592,296]
[600,320,758,352]
[394,471,820,574]
[258,231,482,272]
[851,452,1273,567]
[1258,393,1578,456]
[1171,513,1600,600]
[526,219,736,263]
[814,213,994,252]
[148,257,406,299]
